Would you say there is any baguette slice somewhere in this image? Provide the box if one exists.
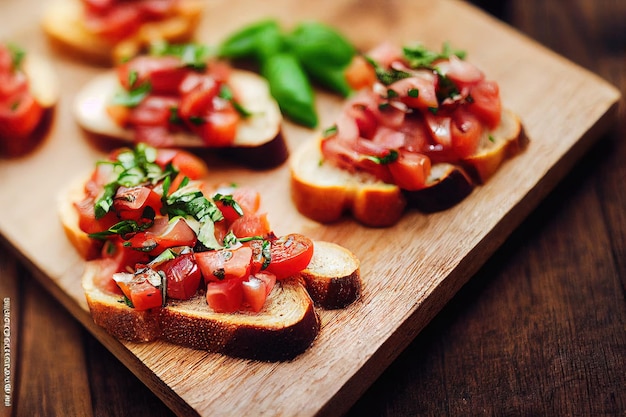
[73,69,288,169]
[290,108,526,226]
[297,241,361,309]
[83,260,321,361]
[41,0,204,65]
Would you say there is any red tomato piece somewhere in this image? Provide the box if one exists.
[170,150,210,180]
[265,234,314,280]
[119,56,187,94]
[195,246,253,283]
[198,108,240,147]
[451,108,483,159]
[242,271,276,312]
[0,92,44,140]
[388,151,431,191]
[158,252,202,300]
[214,186,262,224]
[74,196,119,235]
[344,55,377,91]
[114,269,163,310]
[205,278,244,313]
[93,238,151,293]
[126,217,197,255]
[113,185,163,221]
[229,213,271,239]
[468,80,502,129]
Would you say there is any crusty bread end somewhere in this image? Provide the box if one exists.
[298,241,361,309]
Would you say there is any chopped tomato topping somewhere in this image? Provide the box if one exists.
[109,53,243,148]
[265,234,314,280]
[320,43,503,190]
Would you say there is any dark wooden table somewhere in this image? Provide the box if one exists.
[2,0,624,416]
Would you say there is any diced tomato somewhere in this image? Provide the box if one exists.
[390,75,438,110]
[451,108,483,159]
[244,238,270,274]
[468,80,502,129]
[74,196,119,235]
[113,269,163,310]
[435,55,484,89]
[388,151,431,191]
[344,55,377,91]
[84,3,142,41]
[265,234,314,280]
[118,56,187,94]
[158,252,202,300]
[126,217,197,255]
[106,104,131,128]
[0,92,44,140]
[128,95,177,127]
[205,277,244,313]
[198,108,240,147]
[229,213,271,239]
[92,238,151,293]
[113,185,163,221]
[347,103,378,139]
[170,149,210,179]
[242,271,276,312]
[195,246,253,283]
[214,186,262,223]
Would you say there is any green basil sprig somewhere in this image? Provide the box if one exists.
[218,20,357,128]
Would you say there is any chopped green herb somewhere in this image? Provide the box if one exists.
[323,125,338,138]
[213,193,244,217]
[150,41,213,71]
[402,42,466,69]
[112,81,151,107]
[219,84,252,118]
[7,43,25,71]
[364,149,399,165]
[88,218,154,240]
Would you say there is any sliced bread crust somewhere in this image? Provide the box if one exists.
[297,241,361,309]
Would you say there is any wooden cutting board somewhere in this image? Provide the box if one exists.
[0,0,620,416]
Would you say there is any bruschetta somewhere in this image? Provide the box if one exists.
[0,43,58,156]
[58,144,361,360]
[291,42,528,227]
[41,0,204,65]
[73,43,287,169]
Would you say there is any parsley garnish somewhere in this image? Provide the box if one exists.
[323,124,338,138]
[402,42,466,69]
[219,84,252,118]
[7,43,25,71]
[364,149,399,165]
[149,41,213,71]
[111,81,151,108]
[88,218,154,240]
[93,144,175,219]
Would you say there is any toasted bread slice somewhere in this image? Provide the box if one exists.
[298,241,361,309]
[290,108,525,226]
[83,259,321,361]
[73,68,288,168]
[41,0,204,65]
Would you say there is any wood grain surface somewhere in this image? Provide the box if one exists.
[1,0,624,416]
